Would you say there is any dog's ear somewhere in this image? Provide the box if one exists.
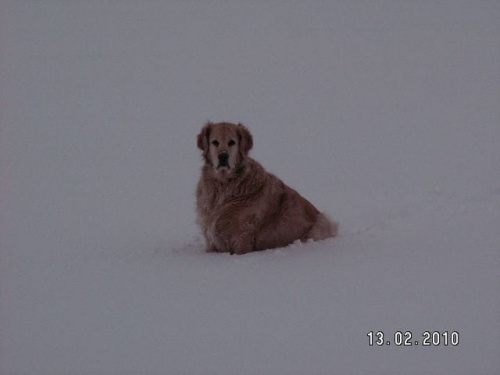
[237,123,253,156]
[197,122,212,151]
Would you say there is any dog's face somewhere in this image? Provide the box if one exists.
[197,122,253,180]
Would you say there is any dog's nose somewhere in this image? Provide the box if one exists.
[218,151,229,165]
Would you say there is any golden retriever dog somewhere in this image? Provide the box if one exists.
[196,121,338,255]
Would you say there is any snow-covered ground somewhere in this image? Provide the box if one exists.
[1,1,499,374]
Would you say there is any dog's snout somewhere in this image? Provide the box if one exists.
[218,151,229,166]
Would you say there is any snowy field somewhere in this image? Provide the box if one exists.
[1,1,499,374]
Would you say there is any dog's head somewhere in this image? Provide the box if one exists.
[197,122,253,180]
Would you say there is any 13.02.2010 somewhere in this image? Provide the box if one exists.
[367,331,459,347]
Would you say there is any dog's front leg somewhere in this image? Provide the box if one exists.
[228,227,256,255]
[230,213,258,255]
[203,223,222,253]
[213,219,255,255]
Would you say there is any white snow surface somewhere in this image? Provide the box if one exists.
[1,1,499,374]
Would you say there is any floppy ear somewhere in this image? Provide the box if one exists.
[197,122,212,151]
[237,123,253,156]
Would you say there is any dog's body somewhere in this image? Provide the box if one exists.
[196,122,338,254]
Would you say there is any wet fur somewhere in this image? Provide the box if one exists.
[196,122,338,254]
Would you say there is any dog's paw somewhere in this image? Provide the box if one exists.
[231,246,253,255]
[206,245,221,253]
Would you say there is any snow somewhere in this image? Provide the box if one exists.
[1,1,499,374]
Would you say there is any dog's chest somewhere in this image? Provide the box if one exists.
[211,186,234,209]
[198,184,228,212]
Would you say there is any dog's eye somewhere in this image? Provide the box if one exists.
[228,140,235,147]
[211,140,219,147]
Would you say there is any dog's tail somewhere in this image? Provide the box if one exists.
[309,212,339,241]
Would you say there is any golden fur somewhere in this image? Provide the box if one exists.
[196,122,338,254]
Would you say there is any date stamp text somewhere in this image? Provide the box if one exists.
[367,331,459,347]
